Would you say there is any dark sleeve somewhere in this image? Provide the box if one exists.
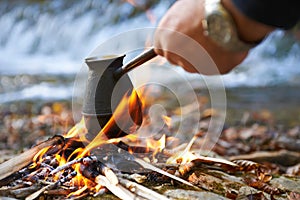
[232,0,300,29]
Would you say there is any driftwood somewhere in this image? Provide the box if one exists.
[0,135,64,181]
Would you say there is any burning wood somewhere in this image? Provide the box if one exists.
[0,135,64,181]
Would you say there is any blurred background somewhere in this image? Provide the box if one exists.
[0,0,300,149]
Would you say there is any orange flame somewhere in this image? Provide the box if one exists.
[162,115,172,128]
[80,89,142,157]
[30,146,51,169]
[146,134,166,158]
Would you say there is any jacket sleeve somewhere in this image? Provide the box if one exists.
[232,0,300,29]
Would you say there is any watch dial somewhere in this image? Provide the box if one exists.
[208,14,232,44]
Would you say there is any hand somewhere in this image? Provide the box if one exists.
[153,0,273,75]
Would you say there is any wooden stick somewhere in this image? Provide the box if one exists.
[179,156,238,176]
[119,177,170,200]
[133,158,198,189]
[49,157,84,175]
[95,175,136,200]
[0,135,64,181]
[10,185,41,199]
[99,164,119,185]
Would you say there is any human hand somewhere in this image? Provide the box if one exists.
[153,0,273,75]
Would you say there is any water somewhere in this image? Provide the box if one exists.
[0,0,300,103]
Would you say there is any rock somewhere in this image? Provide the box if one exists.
[164,189,229,200]
[236,186,268,200]
[270,176,300,193]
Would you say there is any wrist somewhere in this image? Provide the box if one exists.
[221,0,274,43]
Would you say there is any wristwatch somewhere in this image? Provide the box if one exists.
[202,0,258,52]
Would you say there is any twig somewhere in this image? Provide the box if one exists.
[119,177,170,200]
[95,175,136,200]
[179,155,239,176]
[117,173,147,183]
[49,157,85,175]
[25,171,76,200]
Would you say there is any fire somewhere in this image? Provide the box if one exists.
[146,134,166,158]
[167,135,198,165]
[63,118,86,138]
[80,89,142,157]
[28,89,146,196]
[28,85,183,198]
[162,115,172,128]
[30,146,51,169]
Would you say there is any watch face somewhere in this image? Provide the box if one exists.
[207,13,232,44]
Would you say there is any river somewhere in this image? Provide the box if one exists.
[0,0,299,125]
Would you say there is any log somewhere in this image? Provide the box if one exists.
[0,135,64,181]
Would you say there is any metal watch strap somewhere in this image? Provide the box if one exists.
[202,0,258,52]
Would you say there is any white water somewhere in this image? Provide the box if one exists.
[0,0,299,102]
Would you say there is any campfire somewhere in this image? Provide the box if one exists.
[0,86,289,200]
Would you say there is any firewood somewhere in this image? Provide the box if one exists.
[25,171,76,200]
[179,156,239,176]
[133,157,198,189]
[45,188,70,196]
[117,173,147,183]
[9,185,41,199]
[95,175,136,200]
[49,157,86,175]
[98,164,119,185]
[0,135,64,181]
[119,177,170,200]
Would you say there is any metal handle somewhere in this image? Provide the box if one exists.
[114,47,157,80]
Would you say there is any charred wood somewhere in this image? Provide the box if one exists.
[0,135,64,181]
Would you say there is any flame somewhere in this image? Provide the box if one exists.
[167,135,198,164]
[29,82,192,197]
[30,146,51,169]
[162,115,172,128]
[63,118,88,141]
[80,89,142,157]
[146,134,166,157]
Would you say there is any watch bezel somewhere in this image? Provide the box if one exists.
[202,0,256,52]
